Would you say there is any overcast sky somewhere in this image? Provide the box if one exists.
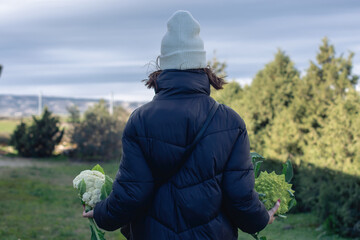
[1,0,359,101]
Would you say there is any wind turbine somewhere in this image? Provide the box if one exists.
[38,91,42,116]
[109,92,114,115]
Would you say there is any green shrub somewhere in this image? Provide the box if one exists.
[71,100,127,161]
[259,159,360,238]
[295,164,360,237]
[319,173,360,237]
[9,108,64,157]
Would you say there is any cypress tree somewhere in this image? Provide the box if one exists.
[291,38,358,140]
[245,50,300,152]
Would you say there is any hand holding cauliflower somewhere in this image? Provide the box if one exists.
[73,164,113,240]
[73,169,105,207]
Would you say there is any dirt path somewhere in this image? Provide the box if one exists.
[0,155,53,167]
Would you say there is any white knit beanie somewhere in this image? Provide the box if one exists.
[159,10,207,70]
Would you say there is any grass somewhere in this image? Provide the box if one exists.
[0,157,352,240]
[237,214,349,240]
[0,118,27,147]
[0,117,68,137]
[0,119,20,134]
[0,158,126,240]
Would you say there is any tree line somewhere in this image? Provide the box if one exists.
[10,100,128,161]
[211,38,359,238]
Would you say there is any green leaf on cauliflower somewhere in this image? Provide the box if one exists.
[254,160,263,178]
[282,160,293,183]
[92,164,105,174]
[288,198,297,211]
[251,152,264,178]
[89,218,106,240]
[79,179,86,198]
[287,189,295,198]
[100,175,113,200]
[251,152,265,163]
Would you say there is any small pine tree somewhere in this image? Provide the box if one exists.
[9,122,28,155]
[10,108,64,157]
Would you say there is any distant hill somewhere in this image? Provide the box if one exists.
[0,94,146,117]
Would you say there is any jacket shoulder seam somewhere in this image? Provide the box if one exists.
[224,168,254,172]
[204,126,243,138]
[135,135,185,148]
[134,127,243,148]
[172,172,223,189]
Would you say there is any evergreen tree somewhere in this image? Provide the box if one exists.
[246,50,300,151]
[71,100,127,161]
[288,38,360,237]
[291,38,358,140]
[263,108,303,163]
[10,108,64,157]
[208,53,245,109]
[211,81,242,105]
[303,90,360,175]
[9,122,28,155]
[297,91,360,236]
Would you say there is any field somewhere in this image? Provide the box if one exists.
[0,118,29,143]
[0,157,126,240]
[0,119,19,134]
[0,155,350,240]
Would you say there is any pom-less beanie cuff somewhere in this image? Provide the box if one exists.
[159,50,206,70]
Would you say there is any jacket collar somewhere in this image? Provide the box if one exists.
[153,69,210,100]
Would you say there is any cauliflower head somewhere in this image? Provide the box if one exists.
[73,170,105,208]
[255,171,295,214]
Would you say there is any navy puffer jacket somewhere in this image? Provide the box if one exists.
[94,69,269,239]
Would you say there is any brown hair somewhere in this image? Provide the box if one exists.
[143,66,227,91]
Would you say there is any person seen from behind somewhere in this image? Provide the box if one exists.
[82,10,280,240]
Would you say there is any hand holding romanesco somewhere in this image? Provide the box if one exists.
[250,153,297,240]
[255,171,295,215]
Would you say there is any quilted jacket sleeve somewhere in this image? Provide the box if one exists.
[93,114,154,231]
[222,126,269,234]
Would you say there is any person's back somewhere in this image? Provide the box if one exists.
[91,10,278,240]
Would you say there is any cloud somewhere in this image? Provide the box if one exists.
[0,0,360,100]
[233,77,253,86]
[354,64,360,76]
